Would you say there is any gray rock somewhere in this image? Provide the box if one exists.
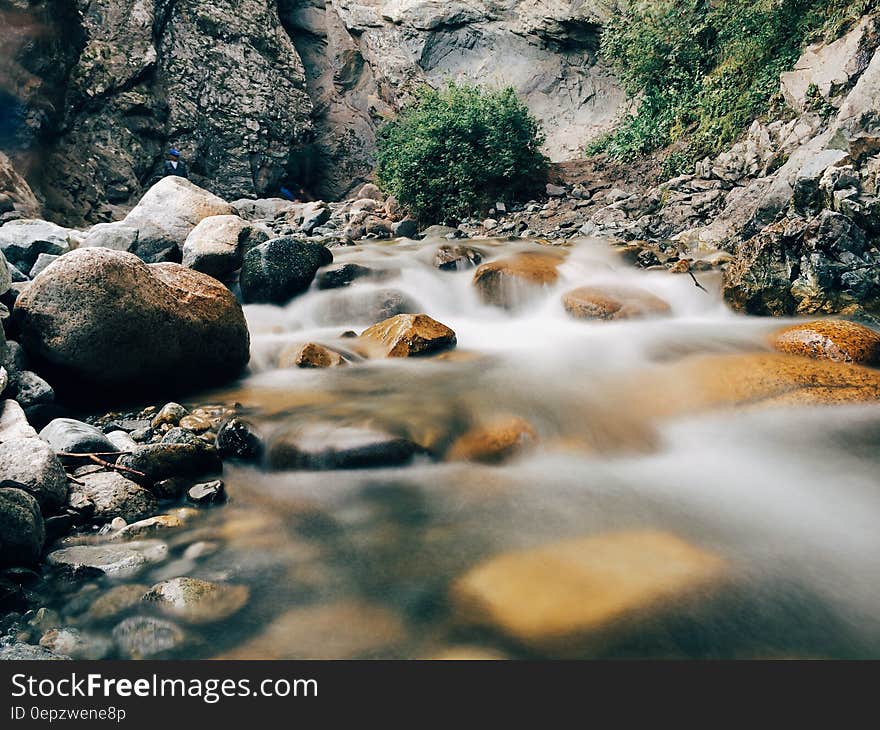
[0,487,45,566]
[392,218,419,239]
[0,219,74,270]
[299,202,331,234]
[143,577,249,624]
[1,341,28,380]
[67,471,158,523]
[0,250,11,296]
[10,371,54,409]
[0,438,67,510]
[215,417,263,461]
[0,400,37,441]
[106,430,137,451]
[112,616,185,659]
[546,183,567,197]
[182,214,269,280]
[240,237,333,304]
[186,479,226,505]
[0,643,70,660]
[39,627,113,660]
[7,262,28,283]
[315,288,420,326]
[47,541,168,578]
[161,428,201,446]
[40,418,117,454]
[115,443,222,487]
[15,248,250,394]
[0,367,7,398]
[81,223,140,253]
[316,263,379,290]
[29,253,60,279]
[267,424,417,471]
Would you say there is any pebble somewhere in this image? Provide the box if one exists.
[187,480,226,505]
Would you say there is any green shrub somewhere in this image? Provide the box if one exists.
[590,0,875,168]
[375,83,548,224]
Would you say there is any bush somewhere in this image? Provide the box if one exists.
[589,0,875,172]
[375,83,548,225]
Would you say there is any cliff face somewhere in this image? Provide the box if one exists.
[1,0,625,221]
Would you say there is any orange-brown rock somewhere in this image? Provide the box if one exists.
[447,417,537,464]
[451,530,726,656]
[359,314,456,358]
[278,342,346,369]
[562,285,672,321]
[473,252,562,308]
[770,319,880,366]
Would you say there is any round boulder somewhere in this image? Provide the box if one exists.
[770,320,880,366]
[182,214,270,280]
[0,487,45,566]
[240,237,332,304]
[14,249,249,395]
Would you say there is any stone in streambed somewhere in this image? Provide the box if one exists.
[0,438,67,510]
[239,237,332,304]
[215,417,263,461]
[315,288,420,326]
[0,219,75,271]
[112,616,186,659]
[115,443,222,488]
[186,480,226,506]
[66,471,157,523]
[151,403,188,428]
[316,263,386,289]
[0,400,37,441]
[447,417,537,464]
[0,487,45,567]
[451,530,726,656]
[106,430,137,451]
[472,252,562,309]
[14,249,250,395]
[10,371,54,410]
[39,418,117,454]
[434,244,483,271]
[182,214,269,279]
[112,514,184,540]
[47,541,168,578]
[358,314,456,358]
[39,628,112,660]
[267,424,417,471]
[83,584,150,622]
[562,285,672,321]
[0,643,70,660]
[770,320,880,366]
[278,342,346,369]
[143,577,249,624]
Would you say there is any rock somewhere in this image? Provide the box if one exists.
[215,600,404,659]
[299,202,332,234]
[357,183,384,201]
[447,417,537,464]
[113,514,184,540]
[473,253,562,308]
[239,237,333,304]
[47,541,168,578]
[67,471,158,523]
[451,530,726,655]
[722,213,880,317]
[161,428,202,446]
[0,488,45,567]
[119,177,236,262]
[106,431,138,452]
[1,341,28,380]
[84,584,151,622]
[15,249,250,394]
[0,152,40,218]
[81,223,140,253]
[562,285,673,321]
[152,478,189,500]
[112,616,185,659]
[143,577,249,624]
[0,368,7,398]
[0,220,74,270]
[392,218,419,238]
[116,443,222,487]
[186,480,226,506]
[770,320,880,366]
[359,314,456,358]
[10,371,54,410]
[151,403,189,429]
[177,415,213,433]
[546,183,567,197]
[39,628,112,660]
[434,244,483,271]
[0,643,69,660]
[267,424,417,471]
[29,253,60,279]
[182,214,269,279]
[0,438,67,511]
[316,263,381,289]
[215,418,263,461]
[0,400,38,441]
[39,419,117,454]
[315,288,420,326]
[279,343,346,369]
[0,252,11,297]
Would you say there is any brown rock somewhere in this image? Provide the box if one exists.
[451,530,726,655]
[143,577,249,624]
[359,314,456,358]
[562,285,672,321]
[278,342,346,369]
[770,319,880,366]
[447,417,537,464]
[473,252,562,308]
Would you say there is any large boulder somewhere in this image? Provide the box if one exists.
[39,419,118,454]
[0,487,45,566]
[14,249,249,395]
[473,252,562,309]
[119,177,235,262]
[0,220,76,271]
[358,314,456,358]
[770,320,880,366]
[240,237,332,304]
[182,215,270,280]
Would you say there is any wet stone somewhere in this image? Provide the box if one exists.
[39,627,112,660]
[47,541,168,579]
[0,643,70,660]
[112,616,186,659]
[187,480,226,506]
[267,424,417,471]
[143,577,249,624]
[83,584,150,622]
[215,417,263,461]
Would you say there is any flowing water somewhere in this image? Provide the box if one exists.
[53,237,880,658]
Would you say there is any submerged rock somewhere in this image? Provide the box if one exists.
[0,487,45,566]
[240,237,332,303]
[83,584,150,622]
[278,342,346,369]
[15,248,250,395]
[562,285,672,321]
[316,263,380,289]
[315,288,420,326]
[39,628,112,660]
[473,252,562,308]
[359,314,456,358]
[770,320,880,366]
[143,577,249,624]
[434,244,483,271]
[447,417,537,464]
[112,616,186,659]
[267,424,417,471]
[451,530,726,655]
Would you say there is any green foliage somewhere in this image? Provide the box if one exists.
[375,83,548,224]
[590,0,875,168]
